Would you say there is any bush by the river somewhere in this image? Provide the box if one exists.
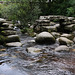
[0,35,6,45]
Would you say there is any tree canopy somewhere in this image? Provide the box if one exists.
[0,0,75,27]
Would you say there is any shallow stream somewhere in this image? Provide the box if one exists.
[0,32,75,75]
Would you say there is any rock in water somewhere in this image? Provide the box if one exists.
[65,24,75,32]
[58,37,74,46]
[61,33,74,40]
[6,35,20,43]
[26,47,42,54]
[35,32,55,44]
[55,45,69,52]
[6,42,22,47]
[73,37,75,43]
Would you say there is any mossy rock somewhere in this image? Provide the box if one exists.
[52,19,60,22]
[6,35,20,43]
[1,30,16,36]
[0,35,6,45]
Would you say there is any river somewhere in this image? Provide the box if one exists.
[0,29,75,75]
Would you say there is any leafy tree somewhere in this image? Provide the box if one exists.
[0,0,41,28]
[67,0,75,16]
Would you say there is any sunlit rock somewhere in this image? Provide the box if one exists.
[58,37,74,46]
[8,24,14,28]
[68,17,74,21]
[27,40,35,43]
[2,23,9,28]
[0,18,6,24]
[61,33,74,40]
[72,20,75,24]
[6,42,22,47]
[65,24,75,31]
[26,47,42,54]
[55,45,69,52]
[54,23,60,28]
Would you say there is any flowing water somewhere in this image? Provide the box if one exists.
[0,30,75,75]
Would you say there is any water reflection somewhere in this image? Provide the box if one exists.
[0,63,28,75]
[0,34,75,75]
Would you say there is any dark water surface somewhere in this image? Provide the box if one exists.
[0,34,75,75]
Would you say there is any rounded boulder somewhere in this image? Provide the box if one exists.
[35,32,55,44]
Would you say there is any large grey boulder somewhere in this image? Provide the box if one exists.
[58,37,74,45]
[26,47,42,54]
[6,35,20,43]
[35,32,55,44]
[6,42,22,47]
[55,45,69,52]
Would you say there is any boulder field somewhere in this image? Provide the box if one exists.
[0,18,21,47]
[32,15,75,52]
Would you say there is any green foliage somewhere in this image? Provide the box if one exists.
[0,0,75,29]
[26,28,35,37]
[66,0,75,17]
[21,28,27,34]
[0,35,6,45]
[21,28,35,36]
[67,7,75,16]
[0,3,4,17]
[0,0,41,27]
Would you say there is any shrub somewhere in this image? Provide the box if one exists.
[0,35,6,45]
